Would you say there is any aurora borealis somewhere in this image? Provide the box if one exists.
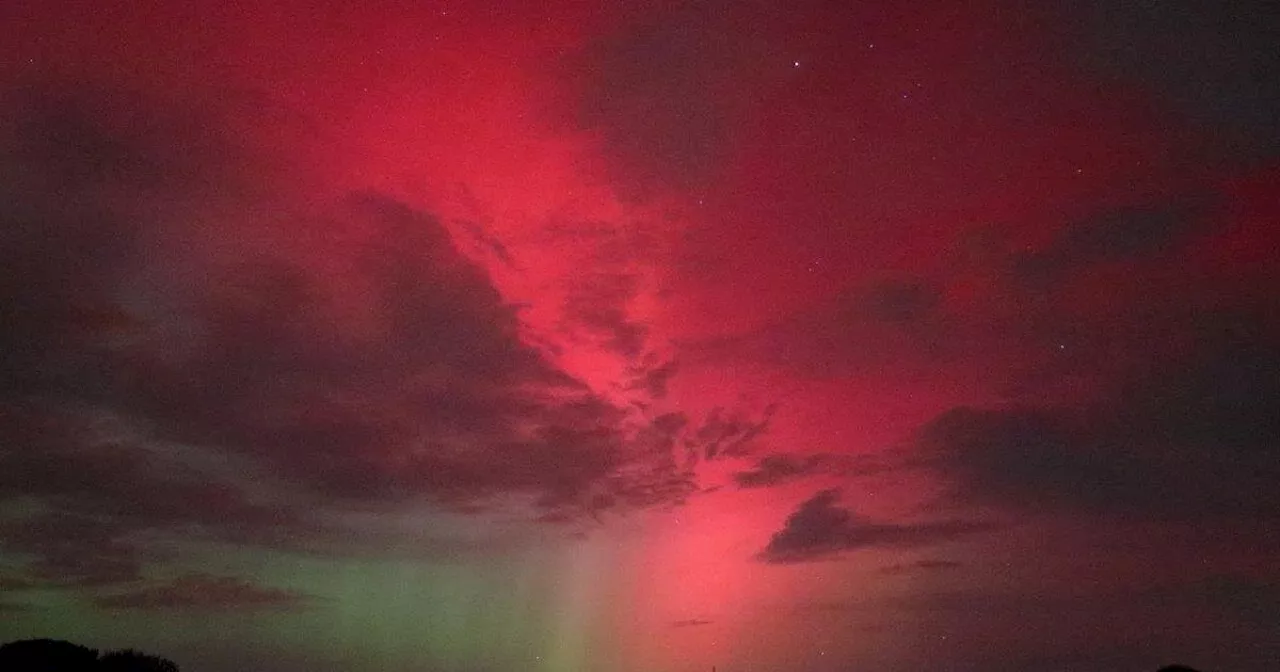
[2,0,1279,670]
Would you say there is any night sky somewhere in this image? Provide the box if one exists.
[2,1,1279,671]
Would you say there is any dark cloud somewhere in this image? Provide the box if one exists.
[917,311,1280,520]
[686,404,777,460]
[731,451,899,489]
[92,573,312,612]
[0,403,306,585]
[0,403,301,536]
[0,85,655,507]
[861,279,942,324]
[733,454,826,488]
[571,2,745,192]
[690,188,1244,395]
[1012,200,1209,289]
[456,217,516,269]
[561,272,648,358]
[0,513,145,587]
[625,356,679,400]
[671,618,713,628]
[880,559,964,575]
[758,489,992,564]
[0,82,757,588]
[1055,0,1280,160]
[918,407,1118,510]
[685,276,953,381]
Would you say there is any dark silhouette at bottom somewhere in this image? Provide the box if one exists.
[1,639,1206,672]
[0,639,179,672]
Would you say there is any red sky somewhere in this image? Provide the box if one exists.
[2,1,1279,671]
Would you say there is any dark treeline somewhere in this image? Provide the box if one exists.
[0,640,1207,672]
[0,639,179,672]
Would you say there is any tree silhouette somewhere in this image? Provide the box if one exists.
[0,640,179,672]
[0,639,99,672]
[100,649,180,672]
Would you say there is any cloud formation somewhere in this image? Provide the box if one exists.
[758,490,991,564]
[880,559,964,575]
[1011,199,1209,290]
[733,454,826,489]
[92,574,312,612]
[0,82,754,589]
[1057,0,1280,159]
[571,1,746,191]
[917,312,1280,520]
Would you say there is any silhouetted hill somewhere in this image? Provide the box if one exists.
[0,639,179,672]
[0,639,98,672]
[0,640,1207,672]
